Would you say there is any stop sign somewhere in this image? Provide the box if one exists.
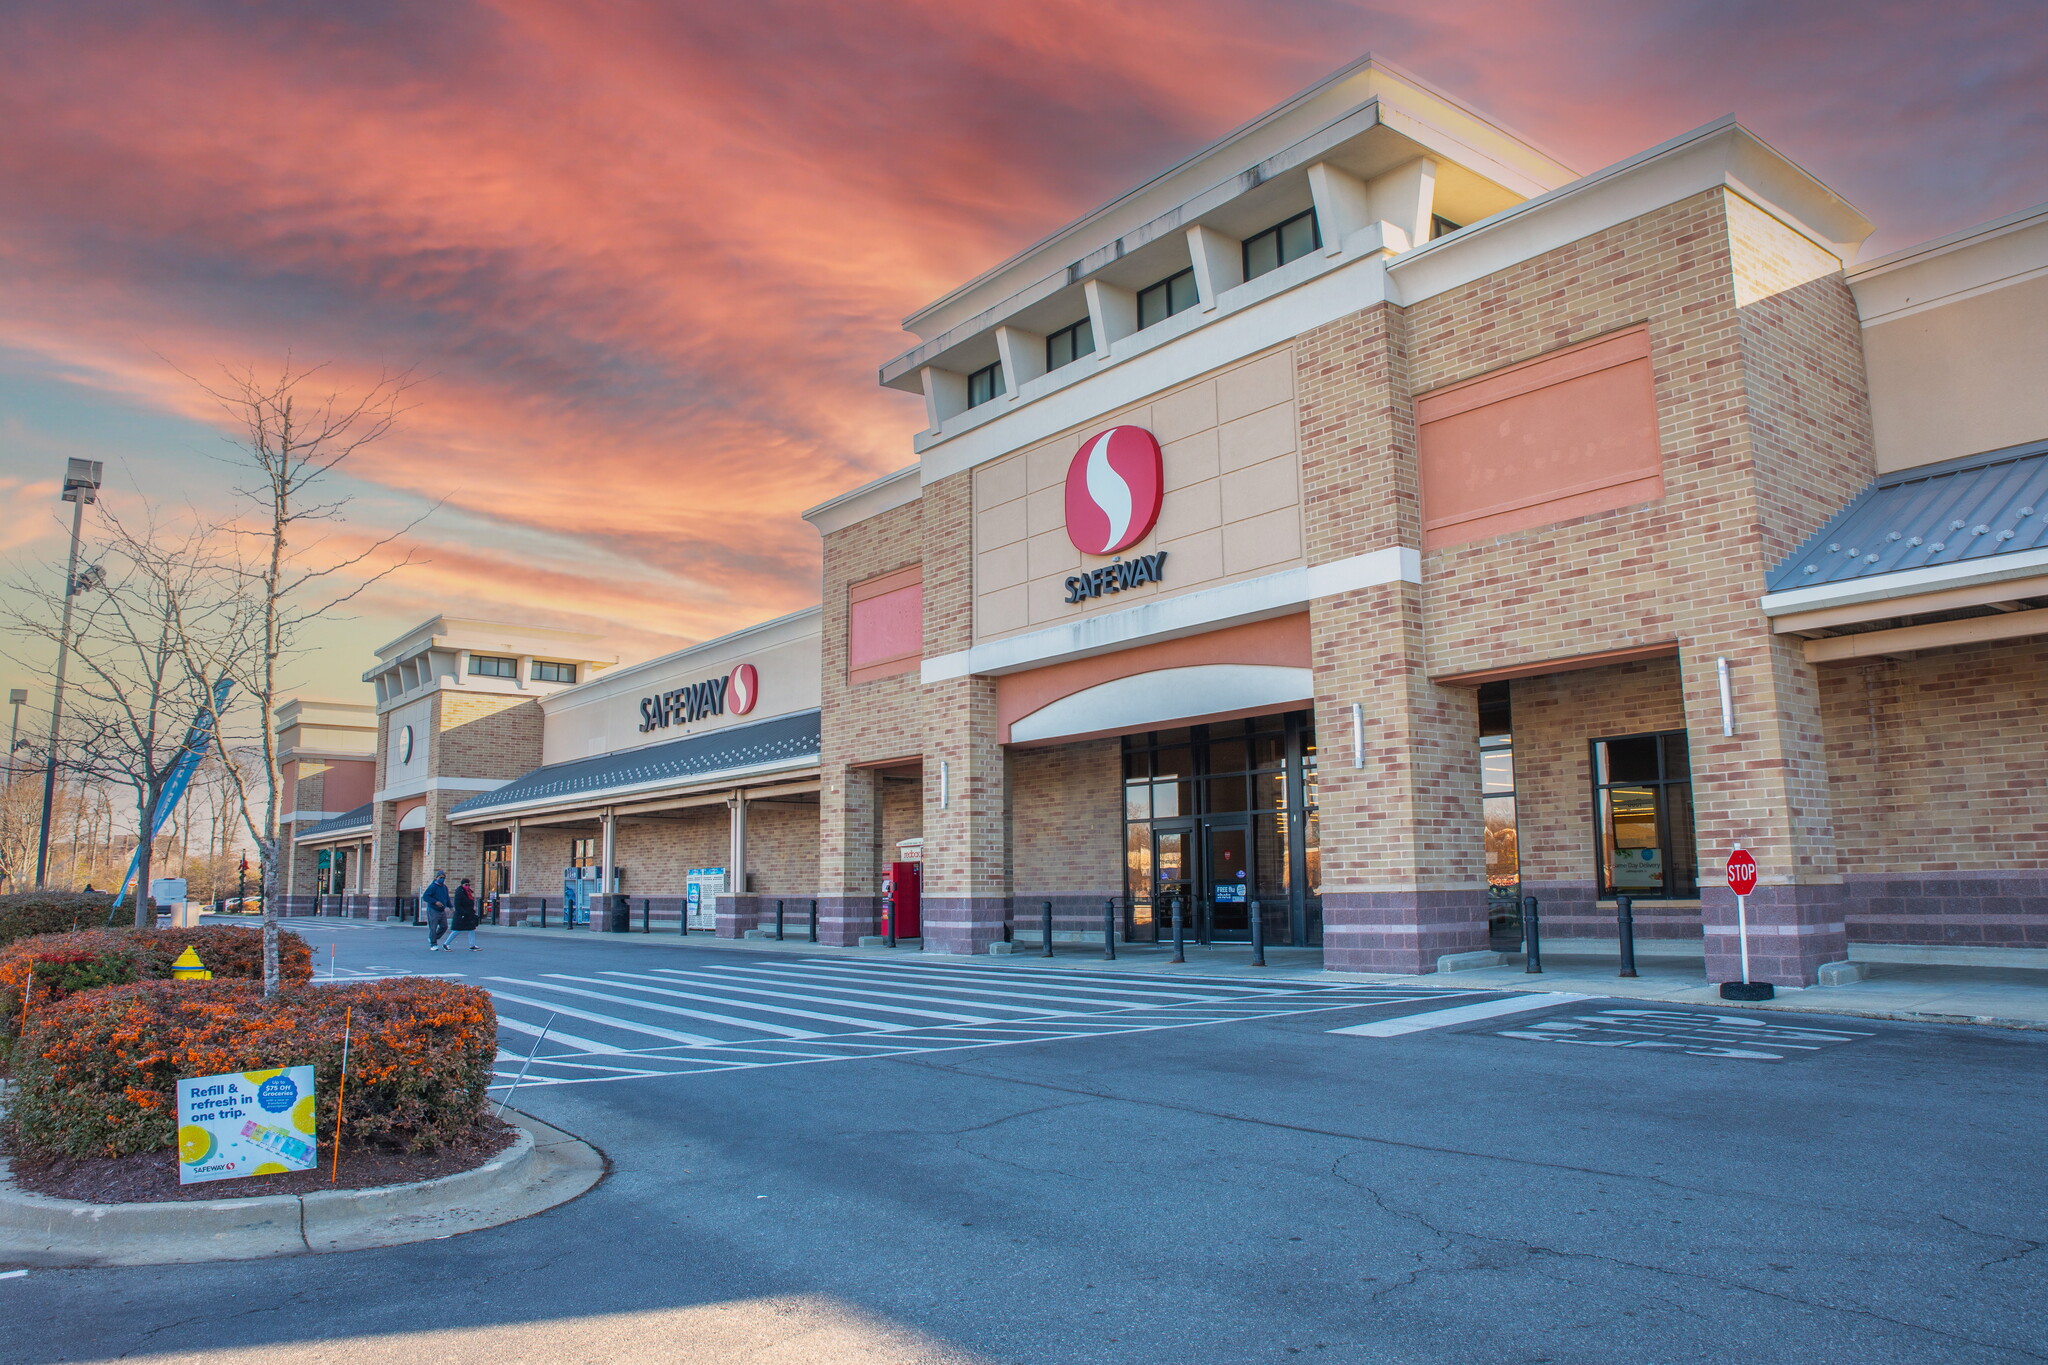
[1726,849,1758,896]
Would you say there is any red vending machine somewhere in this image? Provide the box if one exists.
[882,861,922,940]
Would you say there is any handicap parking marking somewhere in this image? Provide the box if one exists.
[1493,1008,1875,1061]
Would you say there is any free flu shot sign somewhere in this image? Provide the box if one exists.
[176,1066,318,1184]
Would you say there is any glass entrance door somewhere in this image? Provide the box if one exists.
[1147,825,1194,943]
[1204,820,1254,941]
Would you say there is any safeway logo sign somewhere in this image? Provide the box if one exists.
[1064,425,1164,556]
[728,662,759,715]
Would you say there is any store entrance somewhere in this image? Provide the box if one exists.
[1143,816,1257,943]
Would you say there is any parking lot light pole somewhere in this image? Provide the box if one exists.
[34,458,103,888]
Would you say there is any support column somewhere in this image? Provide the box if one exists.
[920,676,1009,955]
[370,804,400,920]
[1312,584,1487,973]
[508,820,521,893]
[717,792,756,938]
[1685,636,1847,987]
[817,763,881,946]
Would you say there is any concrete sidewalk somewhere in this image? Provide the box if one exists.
[268,915,2048,1030]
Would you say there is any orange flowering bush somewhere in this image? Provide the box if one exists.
[6,977,496,1160]
[0,926,312,1051]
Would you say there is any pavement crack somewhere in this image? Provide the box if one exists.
[1938,1213,2046,1272]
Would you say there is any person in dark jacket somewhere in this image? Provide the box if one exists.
[445,878,482,951]
[422,871,452,949]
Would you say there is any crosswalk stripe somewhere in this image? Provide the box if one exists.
[516,976,825,1039]
[637,967,1009,1025]
[587,972,917,1032]
[743,961,1204,1009]
[1328,992,1582,1037]
[494,1013,633,1055]
[859,959,1302,998]
[484,986,724,1046]
[649,967,1011,1022]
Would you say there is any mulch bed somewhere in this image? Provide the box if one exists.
[7,1115,517,1204]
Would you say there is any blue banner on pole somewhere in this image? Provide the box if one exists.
[115,677,235,910]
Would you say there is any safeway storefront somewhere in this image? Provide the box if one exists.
[798,57,2048,984]
[286,56,2048,985]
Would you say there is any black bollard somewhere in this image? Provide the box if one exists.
[775,899,786,941]
[1523,895,1543,974]
[1170,895,1186,964]
[1616,895,1638,978]
[643,897,651,933]
[1250,898,1266,967]
[1103,898,1117,960]
[1041,900,1055,957]
[808,899,818,943]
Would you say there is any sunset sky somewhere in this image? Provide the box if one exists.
[1,0,2043,702]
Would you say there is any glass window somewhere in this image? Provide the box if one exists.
[1137,267,1198,329]
[1242,209,1321,281]
[569,837,597,867]
[531,660,576,684]
[1590,731,1699,899]
[470,654,516,678]
[1045,317,1094,371]
[1430,214,1463,240]
[967,361,1005,408]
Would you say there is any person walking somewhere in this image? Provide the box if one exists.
[422,870,453,950]
[446,877,482,951]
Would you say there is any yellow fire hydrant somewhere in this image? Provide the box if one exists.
[171,946,212,981]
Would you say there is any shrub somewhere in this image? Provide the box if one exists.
[0,892,117,948]
[0,926,312,1052]
[7,977,497,1160]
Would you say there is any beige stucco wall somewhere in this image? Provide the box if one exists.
[1862,271,2048,472]
[970,344,1304,641]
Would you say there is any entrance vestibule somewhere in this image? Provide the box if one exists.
[1122,712,1317,946]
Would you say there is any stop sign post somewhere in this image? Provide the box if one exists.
[1723,848,1767,999]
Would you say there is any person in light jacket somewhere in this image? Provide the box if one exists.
[445,877,482,950]
[422,871,453,949]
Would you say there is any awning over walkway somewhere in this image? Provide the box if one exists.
[449,708,821,823]
[1761,440,2048,657]
[297,802,373,843]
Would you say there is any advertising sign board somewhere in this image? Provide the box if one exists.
[177,1066,318,1184]
[686,867,726,929]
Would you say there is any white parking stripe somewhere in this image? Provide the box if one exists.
[586,972,916,1032]
[1329,992,1587,1037]
[653,968,1020,1021]
[516,976,825,1039]
[738,962,1171,1010]
[494,1014,634,1055]
[484,987,724,1046]
[636,968,1005,1025]
[850,959,1294,1000]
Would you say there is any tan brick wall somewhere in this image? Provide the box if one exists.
[820,493,925,903]
[1821,640,2048,875]
[1008,738,1121,896]
[746,799,820,895]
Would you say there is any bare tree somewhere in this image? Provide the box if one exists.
[191,361,425,996]
[1,511,241,926]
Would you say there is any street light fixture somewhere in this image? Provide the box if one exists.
[6,688,25,797]
[35,458,103,888]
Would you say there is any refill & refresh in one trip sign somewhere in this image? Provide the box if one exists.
[176,1066,318,1184]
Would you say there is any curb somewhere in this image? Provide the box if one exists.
[0,1109,605,1268]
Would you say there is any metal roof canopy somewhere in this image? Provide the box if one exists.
[297,802,373,843]
[1769,439,2048,593]
[449,709,821,821]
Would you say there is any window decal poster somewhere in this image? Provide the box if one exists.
[177,1066,318,1184]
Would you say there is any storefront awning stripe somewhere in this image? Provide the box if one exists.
[449,709,821,819]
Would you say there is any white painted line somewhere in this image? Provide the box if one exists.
[484,986,725,1046]
[0,1269,26,1280]
[632,969,1001,1025]
[1329,993,1591,1037]
[494,1014,632,1056]
[516,976,825,1039]
[586,972,916,1032]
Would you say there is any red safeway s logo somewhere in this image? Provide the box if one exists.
[728,663,758,715]
[1725,849,1758,896]
[1064,425,1164,556]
